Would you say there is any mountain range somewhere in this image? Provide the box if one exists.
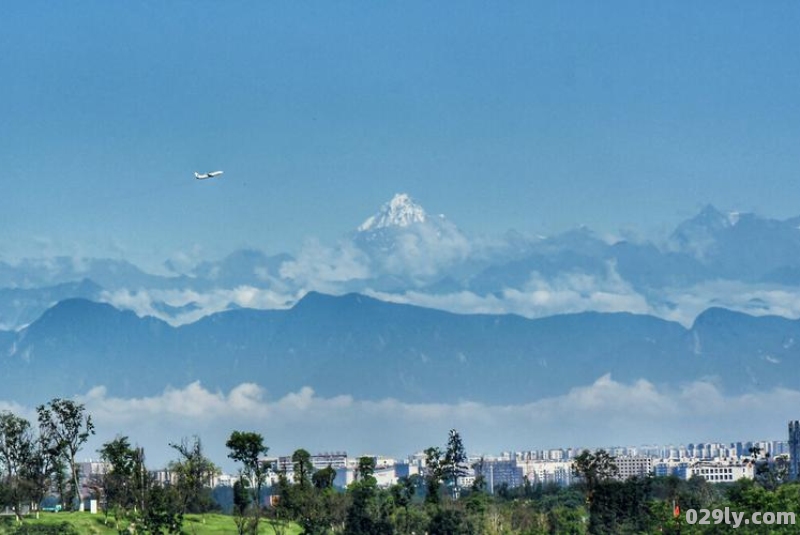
[2,291,799,406]
[3,195,800,407]
[4,196,800,331]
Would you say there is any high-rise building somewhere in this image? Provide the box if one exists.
[789,421,800,481]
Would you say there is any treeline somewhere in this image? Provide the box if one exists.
[0,399,220,533]
[0,399,94,521]
[227,444,800,535]
[2,402,800,534]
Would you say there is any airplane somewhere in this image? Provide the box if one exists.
[194,171,224,180]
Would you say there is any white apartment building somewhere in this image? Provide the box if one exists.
[518,460,574,487]
[687,461,754,483]
[614,456,653,480]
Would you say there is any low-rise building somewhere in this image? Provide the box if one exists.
[687,461,753,482]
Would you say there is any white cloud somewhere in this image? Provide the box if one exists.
[366,263,651,319]
[365,273,800,329]
[279,238,373,290]
[96,259,800,334]
[371,222,472,280]
[99,286,300,325]
[656,281,800,326]
[5,376,787,473]
[163,245,207,275]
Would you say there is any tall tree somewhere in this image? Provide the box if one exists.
[277,453,342,535]
[424,447,444,505]
[390,476,419,535]
[345,456,391,535]
[444,429,469,499]
[0,412,34,521]
[572,449,618,509]
[226,431,270,534]
[37,398,95,511]
[23,430,59,519]
[169,436,220,515]
[98,436,139,527]
[356,456,376,482]
[291,449,313,489]
[471,457,487,493]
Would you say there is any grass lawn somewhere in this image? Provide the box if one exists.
[0,512,302,534]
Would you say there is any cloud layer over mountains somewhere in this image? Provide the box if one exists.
[3,195,800,330]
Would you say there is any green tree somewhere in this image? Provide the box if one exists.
[471,457,487,494]
[424,447,445,505]
[36,398,95,511]
[572,449,618,509]
[142,483,183,534]
[22,429,59,519]
[169,436,220,515]
[132,446,149,514]
[754,452,789,491]
[390,477,421,535]
[312,465,336,490]
[356,456,376,482]
[98,436,138,528]
[276,455,346,535]
[291,449,314,489]
[588,477,655,535]
[444,429,469,500]
[232,478,249,518]
[547,505,587,535]
[345,459,392,535]
[428,507,472,535]
[0,412,34,521]
[226,431,270,534]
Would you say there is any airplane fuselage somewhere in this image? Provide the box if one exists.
[195,171,224,180]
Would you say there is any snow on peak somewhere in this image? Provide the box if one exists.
[358,193,428,231]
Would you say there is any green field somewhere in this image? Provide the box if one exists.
[0,512,302,534]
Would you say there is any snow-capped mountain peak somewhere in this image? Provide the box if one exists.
[358,193,428,231]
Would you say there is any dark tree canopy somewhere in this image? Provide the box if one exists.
[291,449,313,488]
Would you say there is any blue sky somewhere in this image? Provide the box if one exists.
[3,1,800,268]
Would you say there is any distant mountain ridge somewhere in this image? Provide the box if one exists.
[2,292,800,406]
[4,199,800,329]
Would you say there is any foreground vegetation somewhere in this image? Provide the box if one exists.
[3,477,800,534]
[0,513,301,534]
[1,399,799,533]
